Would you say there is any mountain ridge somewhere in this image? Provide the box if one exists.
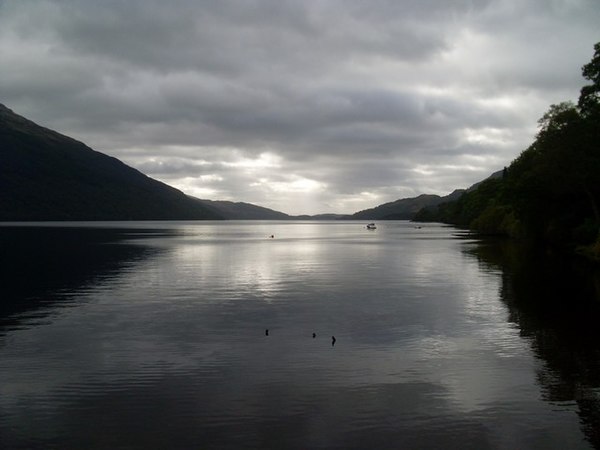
[1,102,499,222]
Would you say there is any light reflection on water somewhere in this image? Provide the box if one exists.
[0,221,598,449]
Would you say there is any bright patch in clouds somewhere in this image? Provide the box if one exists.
[251,176,326,194]
[176,177,222,199]
[223,152,282,170]
[461,127,512,147]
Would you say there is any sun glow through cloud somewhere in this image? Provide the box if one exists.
[251,176,326,194]
[223,152,282,170]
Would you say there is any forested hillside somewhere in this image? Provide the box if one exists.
[415,42,600,257]
[351,192,464,220]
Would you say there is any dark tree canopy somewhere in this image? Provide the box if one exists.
[579,42,600,117]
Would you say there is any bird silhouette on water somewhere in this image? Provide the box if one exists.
[264,329,334,345]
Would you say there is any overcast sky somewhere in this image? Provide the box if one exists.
[1,0,598,215]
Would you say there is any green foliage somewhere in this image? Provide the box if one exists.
[471,205,522,237]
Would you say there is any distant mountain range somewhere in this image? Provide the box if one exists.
[0,102,497,221]
[345,170,504,221]
[349,191,465,220]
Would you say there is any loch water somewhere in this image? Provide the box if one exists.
[1,221,600,449]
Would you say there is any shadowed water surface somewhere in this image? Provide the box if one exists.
[1,221,599,449]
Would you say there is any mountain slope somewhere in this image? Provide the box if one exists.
[196,199,290,220]
[0,104,222,221]
[350,170,504,221]
[350,190,465,220]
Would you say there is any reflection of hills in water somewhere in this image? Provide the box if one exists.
[468,240,600,448]
[0,226,169,332]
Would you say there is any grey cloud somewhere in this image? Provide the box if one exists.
[134,158,214,177]
[51,0,451,68]
[1,0,599,214]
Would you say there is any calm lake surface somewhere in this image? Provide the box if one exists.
[2,221,600,449]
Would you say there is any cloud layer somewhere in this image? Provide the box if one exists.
[2,0,599,214]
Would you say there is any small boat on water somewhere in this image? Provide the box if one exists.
[366,223,377,230]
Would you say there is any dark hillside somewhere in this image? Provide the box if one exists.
[0,104,222,220]
[197,199,290,220]
[351,191,464,220]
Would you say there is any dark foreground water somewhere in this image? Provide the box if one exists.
[1,221,600,449]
